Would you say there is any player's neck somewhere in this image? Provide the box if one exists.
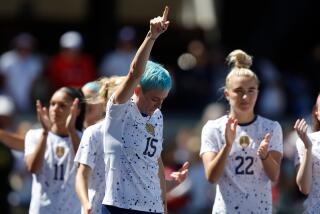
[229,111,255,124]
[51,124,69,136]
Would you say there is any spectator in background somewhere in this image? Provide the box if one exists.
[0,33,43,113]
[47,31,96,94]
[99,26,137,77]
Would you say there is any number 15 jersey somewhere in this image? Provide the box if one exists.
[200,115,283,214]
[102,94,164,213]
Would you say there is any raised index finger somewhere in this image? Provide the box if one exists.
[162,6,169,22]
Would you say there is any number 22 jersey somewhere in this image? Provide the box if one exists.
[102,94,164,213]
[200,115,283,214]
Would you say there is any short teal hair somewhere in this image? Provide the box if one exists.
[140,61,172,92]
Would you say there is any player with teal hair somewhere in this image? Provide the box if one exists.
[140,60,172,93]
[101,6,189,214]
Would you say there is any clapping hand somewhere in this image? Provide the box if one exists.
[294,118,312,149]
[36,100,51,132]
[257,133,271,160]
[66,98,80,132]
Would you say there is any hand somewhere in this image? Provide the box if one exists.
[225,117,238,147]
[36,100,51,132]
[257,133,271,160]
[170,161,189,183]
[294,118,312,149]
[83,202,92,214]
[149,6,170,40]
[66,98,79,132]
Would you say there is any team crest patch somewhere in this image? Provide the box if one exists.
[239,135,250,148]
[145,123,155,136]
[56,146,65,158]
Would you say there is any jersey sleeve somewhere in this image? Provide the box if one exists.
[24,129,41,156]
[105,93,130,120]
[294,138,306,166]
[268,121,283,153]
[200,121,221,156]
[74,126,99,170]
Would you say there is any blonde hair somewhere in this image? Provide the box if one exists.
[87,76,125,105]
[225,49,259,89]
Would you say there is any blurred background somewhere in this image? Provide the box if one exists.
[0,0,319,213]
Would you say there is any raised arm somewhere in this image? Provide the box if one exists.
[114,6,170,104]
[295,118,313,194]
[25,100,51,173]
[202,118,238,183]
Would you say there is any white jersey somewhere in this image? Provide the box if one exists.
[24,129,81,214]
[102,94,164,213]
[74,120,105,214]
[295,131,320,213]
[200,115,283,214]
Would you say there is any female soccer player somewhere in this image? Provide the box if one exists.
[24,87,85,214]
[201,49,283,213]
[295,93,320,213]
[101,6,188,214]
[75,76,124,214]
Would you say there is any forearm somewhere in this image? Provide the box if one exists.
[158,159,167,213]
[114,32,156,104]
[205,144,231,183]
[25,130,47,173]
[261,151,282,182]
[130,31,156,79]
[76,166,90,209]
[69,129,80,153]
[0,129,24,151]
[296,148,313,194]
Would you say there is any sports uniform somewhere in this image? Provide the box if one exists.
[74,120,105,214]
[295,131,320,213]
[24,129,81,214]
[200,115,283,213]
[102,94,164,213]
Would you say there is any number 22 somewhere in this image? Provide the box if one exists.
[235,156,254,175]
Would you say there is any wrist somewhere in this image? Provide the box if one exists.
[42,129,48,135]
[260,152,269,161]
[147,31,157,40]
[67,128,77,135]
[224,143,232,152]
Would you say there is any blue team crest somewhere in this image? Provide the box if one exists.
[55,146,65,158]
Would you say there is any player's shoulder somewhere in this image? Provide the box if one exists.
[257,115,281,128]
[309,130,320,139]
[26,128,43,137]
[84,120,104,134]
[153,109,163,120]
[204,115,228,129]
